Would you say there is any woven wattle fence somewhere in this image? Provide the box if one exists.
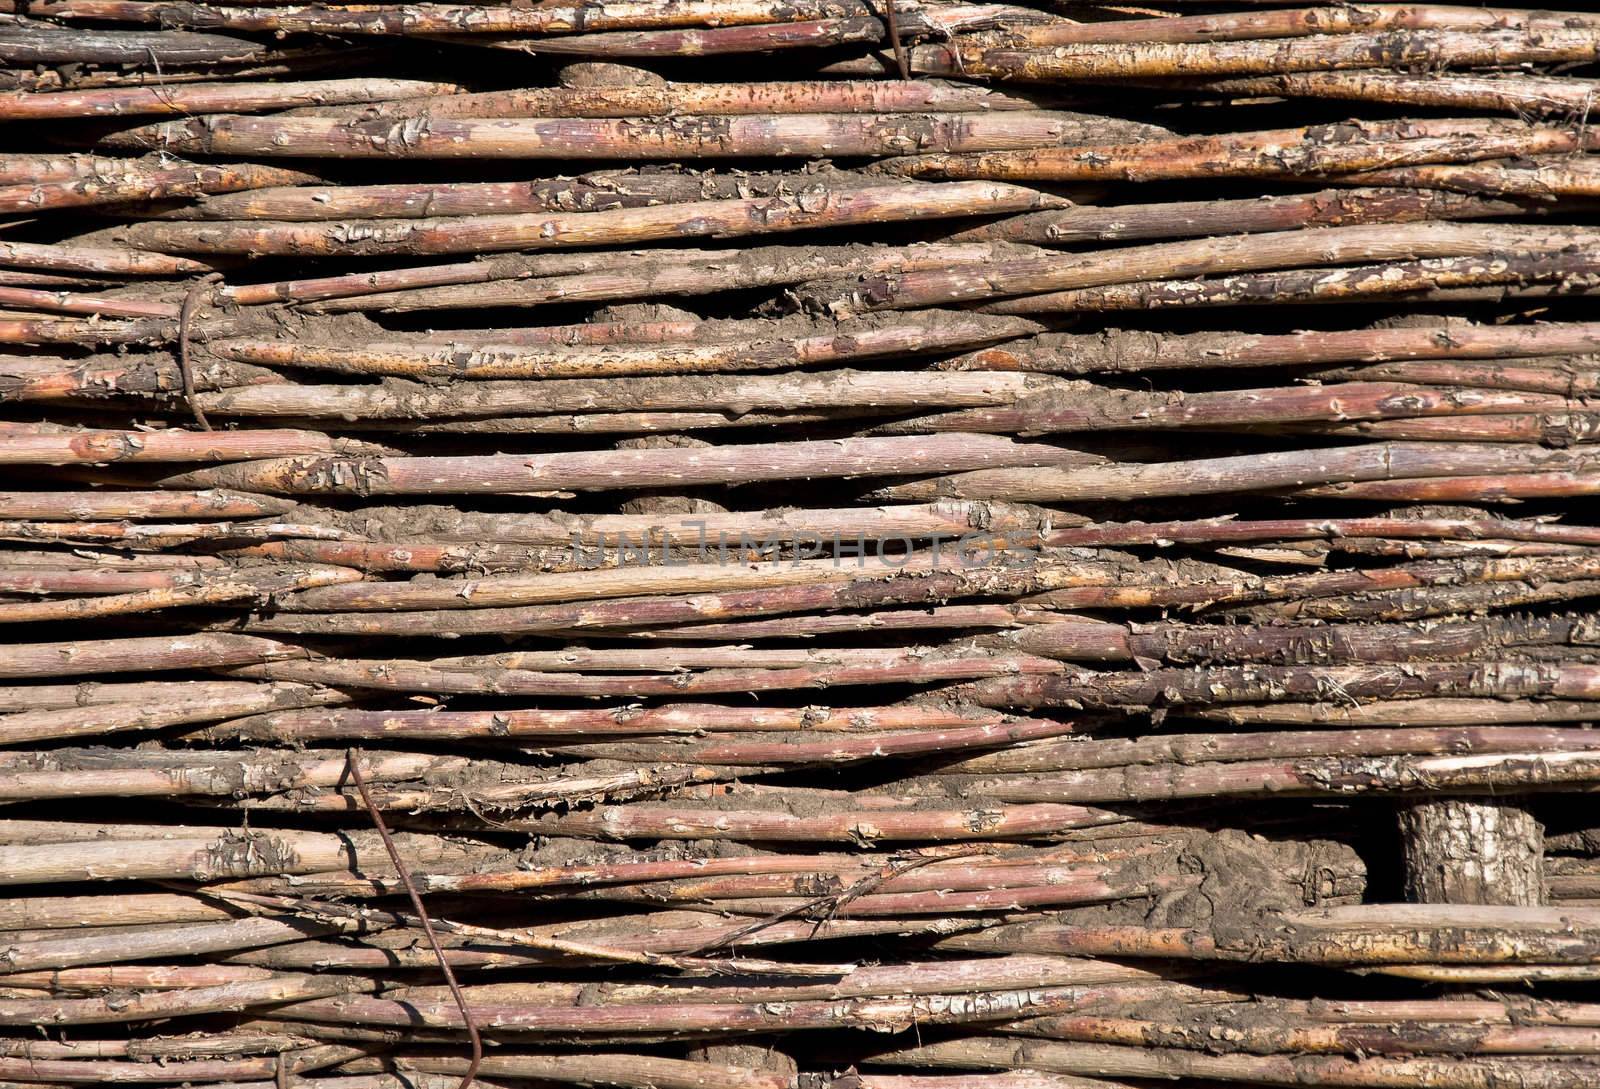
[2,2,1599,1086]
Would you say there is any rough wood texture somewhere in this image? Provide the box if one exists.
[4,2,1597,1083]
[1400,800,1546,906]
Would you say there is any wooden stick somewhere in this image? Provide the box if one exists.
[1005,613,1599,666]
[0,562,359,624]
[118,181,1065,256]
[0,153,163,185]
[0,285,178,319]
[0,1045,367,1081]
[947,726,1600,776]
[0,824,524,885]
[29,0,944,35]
[979,251,1600,314]
[894,24,1600,82]
[866,1036,1600,1088]
[0,748,483,804]
[1310,358,1600,397]
[0,682,348,745]
[227,552,1600,637]
[172,167,889,220]
[233,850,1184,902]
[199,316,1043,379]
[0,565,277,594]
[257,498,1059,547]
[0,239,215,276]
[0,427,377,464]
[871,441,1600,502]
[195,370,1059,420]
[0,51,371,93]
[0,161,319,216]
[0,25,288,65]
[345,748,483,1089]
[0,973,372,1027]
[0,350,281,401]
[950,321,1600,375]
[1194,698,1600,728]
[968,661,1600,712]
[935,904,1600,964]
[407,1053,797,1089]
[1283,412,1600,445]
[1295,469,1600,502]
[0,489,292,519]
[1190,71,1600,118]
[101,112,1164,161]
[290,79,1063,124]
[580,603,1033,641]
[299,241,1045,313]
[211,702,1025,744]
[942,186,1534,246]
[878,118,1600,184]
[0,633,303,679]
[0,314,249,347]
[222,651,1065,699]
[1043,514,1600,550]
[968,748,1600,802]
[1348,158,1600,200]
[999,6,1600,48]
[463,17,893,58]
[1005,1006,1600,1056]
[803,223,1600,313]
[258,985,1158,1036]
[0,678,329,713]
[160,434,1093,495]
[0,78,466,120]
[0,915,354,971]
[169,169,904,222]
[879,381,1574,435]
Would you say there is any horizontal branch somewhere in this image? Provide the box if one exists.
[0,427,376,464]
[293,79,1062,125]
[0,680,347,745]
[0,489,292,519]
[30,0,939,35]
[970,660,1600,711]
[174,168,901,222]
[879,381,1573,435]
[1192,70,1600,118]
[0,160,317,216]
[943,186,1531,246]
[901,25,1600,82]
[879,117,1600,187]
[0,77,465,121]
[1005,614,1598,666]
[868,1036,1600,1089]
[872,441,1599,502]
[804,223,1600,313]
[211,702,1021,744]
[230,240,1038,308]
[0,239,215,276]
[160,434,1092,494]
[200,314,1042,379]
[980,251,1600,314]
[120,181,1064,256]
[102,111,1164,161]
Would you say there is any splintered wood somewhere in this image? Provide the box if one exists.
[3,2,1600,1087]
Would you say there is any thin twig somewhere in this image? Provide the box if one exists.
[203,886,857,978]
[687,849,981,954]
[884,0,910,79]
[177,271,222,432]
[344,747,482,1089]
